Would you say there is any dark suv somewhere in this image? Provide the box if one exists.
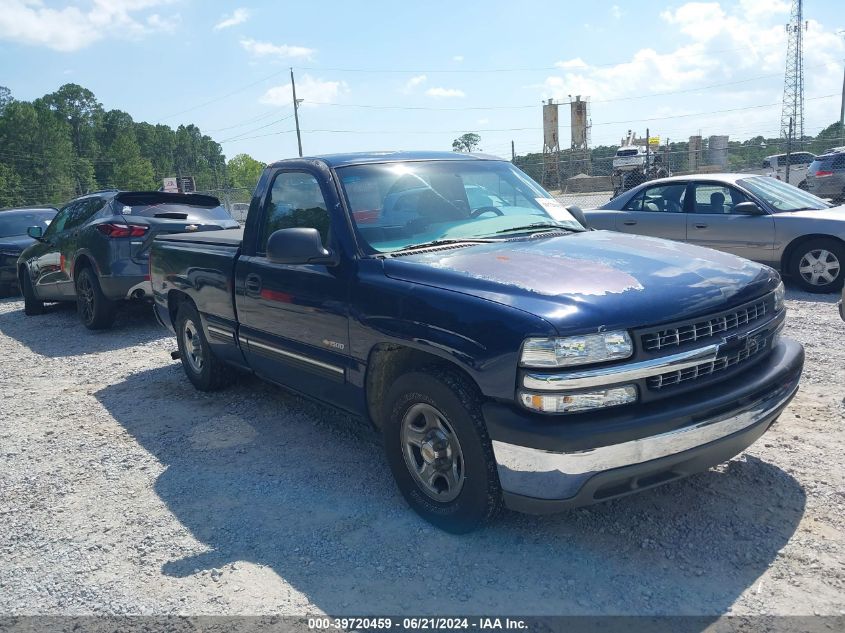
[18,190,238,329]
[806,148,845,202]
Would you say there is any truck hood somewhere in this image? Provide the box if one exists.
[382,231,779,334]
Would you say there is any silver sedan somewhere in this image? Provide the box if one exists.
[583,174,845,293]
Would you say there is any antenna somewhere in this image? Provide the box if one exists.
[780,0,806,145]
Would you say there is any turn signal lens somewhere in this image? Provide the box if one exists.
[519,385,638,414]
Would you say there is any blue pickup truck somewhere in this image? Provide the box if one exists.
[150,151,804,533]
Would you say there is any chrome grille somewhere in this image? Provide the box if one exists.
[641,299,768,352]
[647,336,768,390]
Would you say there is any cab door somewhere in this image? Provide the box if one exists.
[614,182,688,242]
[684,181,775,263]
[26,202,76,299]
[234,167,357,410]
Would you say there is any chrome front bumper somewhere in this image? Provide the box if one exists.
[492,370,799,506]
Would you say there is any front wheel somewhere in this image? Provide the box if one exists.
[175,301,233,391]
[75,267,116,329]
[789,238,844,293]
[382,369,502,533]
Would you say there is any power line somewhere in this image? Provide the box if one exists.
[291,45,763,75]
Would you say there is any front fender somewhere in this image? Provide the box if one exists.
[349,266,555,399]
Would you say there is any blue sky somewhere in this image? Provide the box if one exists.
[2,0,845,163]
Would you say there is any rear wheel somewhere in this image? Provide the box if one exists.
[382,368,502,533]
[20,270,44,316]
[175,301,232,391]
[75,267,116,329]
[789,238,844,293]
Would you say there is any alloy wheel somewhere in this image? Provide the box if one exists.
[77,275,95,323]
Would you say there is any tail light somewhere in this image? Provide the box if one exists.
[814,170,834,177]
[96,223,149,238]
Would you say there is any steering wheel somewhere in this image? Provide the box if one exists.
[470,206,505,218]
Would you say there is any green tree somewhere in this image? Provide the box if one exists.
[452,132,481,153]
[0,163,24,207]
[0,86,12,115]
[227,153,266,190]
[0,100,75,203]
[111,131,156,190]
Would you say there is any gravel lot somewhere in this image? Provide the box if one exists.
[0,288,843,617]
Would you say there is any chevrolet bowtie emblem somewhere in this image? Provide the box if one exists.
[185,224,199,231]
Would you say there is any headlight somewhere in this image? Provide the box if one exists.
[773,281,785,312]
[520,331,633,368]
[520,385,638,414]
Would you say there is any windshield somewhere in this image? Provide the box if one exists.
[738,176,831,212]
[337,160,582,253]
[0,209,56,238]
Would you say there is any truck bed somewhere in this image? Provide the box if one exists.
[150,228,243,337]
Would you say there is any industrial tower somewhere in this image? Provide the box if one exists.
[780,0,806,144]
[541,99,561,191]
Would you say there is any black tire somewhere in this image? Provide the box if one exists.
[797,179,808,190]
[20,270,44,316]
[382,368,502,533]
[75,267,116,329]
[175,301,233,391]
[788,238,845,293]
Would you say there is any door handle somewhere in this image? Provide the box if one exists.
[245,273,261,294]
[623,220,637,226]
[695,223,708,229]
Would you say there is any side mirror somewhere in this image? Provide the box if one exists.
[733,201,766,215]
[566,205,590,229]
[26,226,44,240]
[266,228,336,265]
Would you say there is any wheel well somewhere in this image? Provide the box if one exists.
[72,255,93,280]
[781,234,845,273]
[364,344,480,429]
[166,290,193,327]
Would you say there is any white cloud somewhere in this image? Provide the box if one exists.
[610,4,623,19]
[214,7,250,31]
[539,1,845,143]
[240,38,315,60]
[453,55,464,62]
[260,74,348,107]
[401,74,427,94]
[477,118,490,125]
[425,87,466,98]
[555,58,588,70]
[0,0,177,51]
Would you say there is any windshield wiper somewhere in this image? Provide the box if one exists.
[494,222,572,235]
[395,238,495,252]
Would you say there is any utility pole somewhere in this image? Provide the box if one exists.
[645,127,650,180]
[290,67,303,157]
[838,30,845,145]
[511,140,515,162]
